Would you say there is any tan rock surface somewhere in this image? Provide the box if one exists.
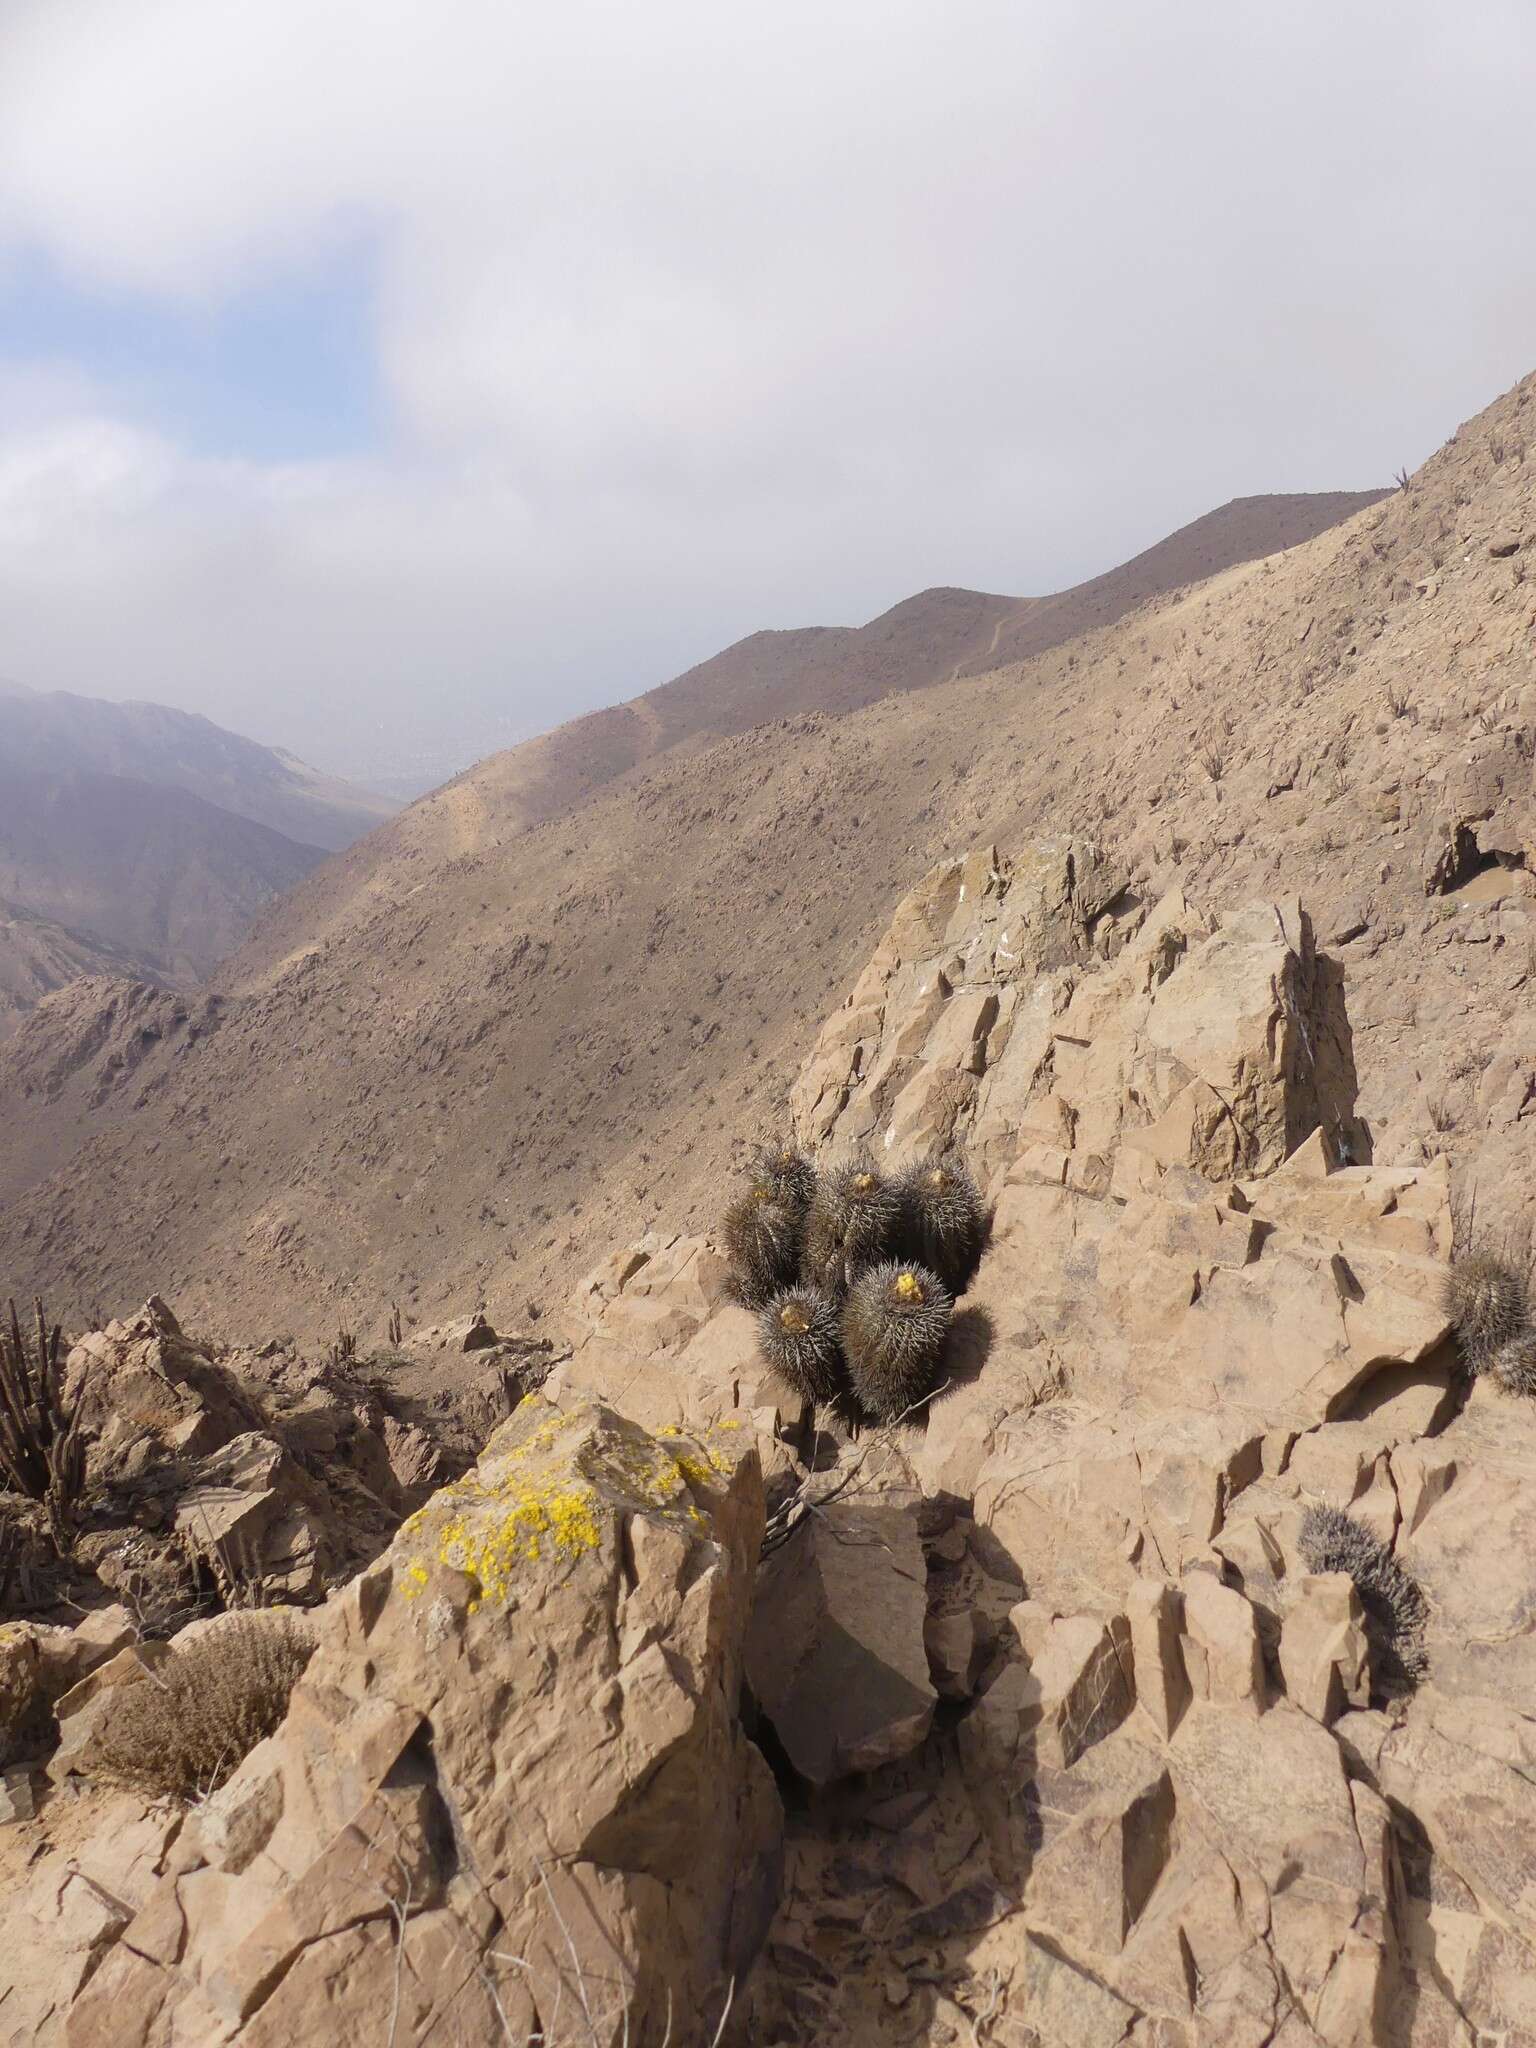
[747,1499,936,1785]
[1,387,1528,1352]
[729,841,1536,2044]
[13,414,1536,2048]
[3,1396,777,2046]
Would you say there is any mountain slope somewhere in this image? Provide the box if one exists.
[2,412,1529,1342]
[229,491,1385,980]
[0,684,398,852]
[0,902,145,1041]
[0,768,327,985]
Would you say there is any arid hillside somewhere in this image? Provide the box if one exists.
[0,683,398,852]
[260,492,1381,962]
[0,904,143,1042]
[0,768,327,990]
[0,388,1527,1345]
[0,687,400,1029]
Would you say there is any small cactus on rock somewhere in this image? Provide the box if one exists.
[722,1185,802,1309]
[803,1154,902,1296]
[1298,1503,1428,1694]
[895,1149,986,1295]
[757,1286,846,1406]
[749,1136,818,1220]
[1442,1251,1530,1378]
[841,1261,953,1422]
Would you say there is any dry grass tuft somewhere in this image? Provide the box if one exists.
[92,1614,314,1800]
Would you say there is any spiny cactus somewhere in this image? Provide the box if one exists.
[757,1286,845,1406]
[722,1185,802,1309]
[803,1154,902,1296]
[1298,1503,1428,1694]
[895,1149,986,1295]
[1442,1252,1530,1377]
[841,1261,953,1422]
[749,1136,818,1220]
[1489,1329,1536,1397]
[0,1298,90,1555]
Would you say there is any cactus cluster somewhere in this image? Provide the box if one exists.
[1298,1503,1428,1694]
[1442,1250,1536,1396]
[722,1129,989,1425]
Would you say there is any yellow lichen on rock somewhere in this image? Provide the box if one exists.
[394,1399,737,1609]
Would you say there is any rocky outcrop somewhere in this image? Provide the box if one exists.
[51,1298,451,1624]
[11,836,1536,2045]
[560,844,1531,2046]
[1,1397,778,2045]
[793,843,1364,1192]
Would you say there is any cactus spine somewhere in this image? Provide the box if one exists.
[895,1148,986,1294]
[757,1285,845,1405]
[840,1260,953,1422]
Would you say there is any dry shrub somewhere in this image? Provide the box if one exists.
[92,1615,313,1799]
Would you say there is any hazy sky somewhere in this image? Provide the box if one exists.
[1,1,1534,782]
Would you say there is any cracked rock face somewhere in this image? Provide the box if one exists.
[2,1400,779,2046]
[714,846,1534,2046]
[10,839,1536,2046]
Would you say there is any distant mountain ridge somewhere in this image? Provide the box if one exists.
[261,490,1385,968]
[0,683,398,852]
[0,685,401,1032]
[0,765,327,983]
[0,900,145,1042]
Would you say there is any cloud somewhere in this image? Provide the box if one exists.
[0,0,1534,775]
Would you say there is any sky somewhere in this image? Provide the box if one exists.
[1,2,1534,787]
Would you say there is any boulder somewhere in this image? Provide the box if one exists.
[746,1498,935,1784]
[1180,1571,1264,1711]
[45,1396,780,2045]
[1278,1573,1370,1725]
[64,1297,266,1479]
[439,1312,498,1351]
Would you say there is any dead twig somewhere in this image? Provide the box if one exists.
[760,1385,947,1559]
